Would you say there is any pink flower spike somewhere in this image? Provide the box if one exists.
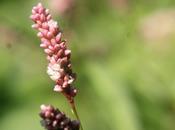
[31,2,77,99]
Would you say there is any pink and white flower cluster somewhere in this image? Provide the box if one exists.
[30,3,77,99]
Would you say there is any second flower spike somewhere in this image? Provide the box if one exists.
[40,104,80,130]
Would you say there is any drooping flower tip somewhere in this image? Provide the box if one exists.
[39,104,80,130]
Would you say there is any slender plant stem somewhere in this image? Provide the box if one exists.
[70,101,84,130]
[62,93,84,130]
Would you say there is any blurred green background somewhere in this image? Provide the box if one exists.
[1,0,175,130]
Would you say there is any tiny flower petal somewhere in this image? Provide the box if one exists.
[48,20,58,28]
[54,85,63,92]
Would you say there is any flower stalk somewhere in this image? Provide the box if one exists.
[70,102,83,130]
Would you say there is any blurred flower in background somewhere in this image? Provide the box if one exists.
[109,0,129,12]
[0,24,19,48]
[49,0,75,15]
[139,9,175,43]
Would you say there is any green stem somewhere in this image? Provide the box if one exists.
[63,93,84,130]
[70,102,84,130]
